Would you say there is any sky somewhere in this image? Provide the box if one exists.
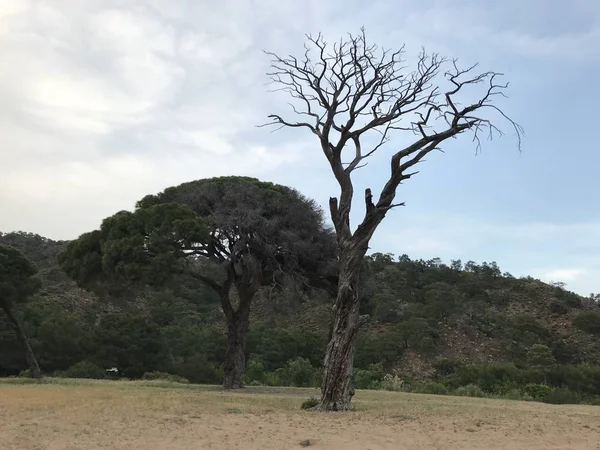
[1,0,599,296]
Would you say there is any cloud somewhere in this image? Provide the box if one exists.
[1,0,599,298]
[535,268,588,283]
[370,212,600,295]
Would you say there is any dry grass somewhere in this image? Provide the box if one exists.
[1,378,600,449]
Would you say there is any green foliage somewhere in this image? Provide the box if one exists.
[355,330,405,367]
[526,344,556,367]
[573,311,600,335]
[524,383,551,400]
[248,327,326,371]
[353,363,384,389]
[301,397,319,410]
[62,361,106,379]
[5,230,600,409]
[244,357,266,385]
[91,314,166,378]
[0,244,40,309]
[381,373,406,391]
[445,362,523,393]
[273,357,318,387]
[171,354,223,385]
[549,300,569,315]
[545,388,581,405]
[412,381,449,395]
[453,384,485,397]
[141,371,189,384]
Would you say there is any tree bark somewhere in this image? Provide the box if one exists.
[319,245,366,410]
[222,299,251,389]
[2,305,41,379]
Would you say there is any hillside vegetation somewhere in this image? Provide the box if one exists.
[2,231,600,404]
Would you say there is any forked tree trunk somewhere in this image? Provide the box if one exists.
[2,305,41,380]
[319,248,365,410]
[223,300,251,389]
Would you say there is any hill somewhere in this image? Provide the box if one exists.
[2,231,600,397]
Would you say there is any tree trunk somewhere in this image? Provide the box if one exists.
[2,305,41,379]
[223,300,251,389]
[319,247,365,411]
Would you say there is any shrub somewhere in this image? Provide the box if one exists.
[142,371,189,384]
[524,383,551,400]
[501,388,525,400]
[412,381,449,395]
[446,362,522,393]
[434,359,462,377]
[549,300,569,315]
[453,384,485,398]
[573,312,600,335]
[63,361,106,379]
[276,357,318,387]
[544,388,581,405]
[584,396,600,406]
[354,363,384,389]
[301,397,319,410]
[244,357,266,385]
[18,369,32,378]
[526,344,556,367]
[381,373,405,392]
[172,354,222,384]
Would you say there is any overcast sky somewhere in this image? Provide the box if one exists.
[1,0,599,295]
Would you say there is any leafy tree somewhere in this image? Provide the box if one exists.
[263,29,521,410]
[0,244,42,378]
[59,176,335,388]
[573,311,600,335]
[526,344,556,368]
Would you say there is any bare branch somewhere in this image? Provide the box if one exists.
[262,28,522,244]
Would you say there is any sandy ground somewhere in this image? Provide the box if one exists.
[1,380,600,450]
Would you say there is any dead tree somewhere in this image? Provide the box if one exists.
[262,29,522,411]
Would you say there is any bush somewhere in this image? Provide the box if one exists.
[301,397,319,410]
[584,396,600,406]
[142,371,189,384]
[244,357,266,385]
[63,361,106,379]
[381,373,405,392]
[275,357,318,387]
[526,344,556,367]
[412,381,449,395]
[549,300,569,315]
[501,388,525,400]
[544,388,581,405]
[18,369,32,378]
[172,354,222,384]
[573,312,600,335]
[524,383,551,400]
[453,384,485,398]
[446,362,522,393]
[434,359,462,377]
[354,363,384,389]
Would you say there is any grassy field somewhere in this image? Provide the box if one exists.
[1,378,599,449]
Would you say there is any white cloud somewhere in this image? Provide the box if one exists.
[1,0,598,297]
[371,213,600,295]
[536,269,588,283]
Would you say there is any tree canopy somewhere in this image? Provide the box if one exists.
[0,243,42,378]
[60,176,336,293]
[59,176,337,388]
[0,244,41,310]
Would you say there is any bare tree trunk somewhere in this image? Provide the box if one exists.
[2,305,41,380]
[319,246,366,410]
[223,299,251,389]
